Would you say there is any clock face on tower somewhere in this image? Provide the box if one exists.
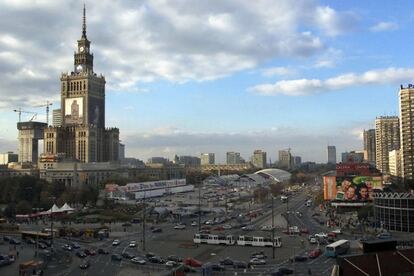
[76,64,83,72]
[80,46,84,52]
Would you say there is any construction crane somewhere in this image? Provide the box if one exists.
[13,108,37,122]
[34,101,53,126]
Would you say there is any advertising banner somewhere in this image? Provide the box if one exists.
[323,175,383,201]
[64,97,83,125]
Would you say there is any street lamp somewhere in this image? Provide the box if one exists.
[272,195,275,259]
[49,196,56,251]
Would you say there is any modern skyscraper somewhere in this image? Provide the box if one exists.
[52,109,62,127]
[251,150,267,169]
[399,85,414,181]
[226,152,242,164]
[363,129,376,165]
[327,146,336,164]
[200,153,215,165]
[43,6,119,163]
[389,149,402,177]
[375,116,400,174]
[278,149,293,170]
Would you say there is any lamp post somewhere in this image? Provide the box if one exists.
[272,196,275,259]
[49,196,56,251]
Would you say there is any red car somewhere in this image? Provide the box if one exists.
[308,248,322,259]
[184,257,203,267]
[300,228,309,234]
[84,249,96,256]
[328,232,337,238]
[201,225,211,230]
[213,226,225,231]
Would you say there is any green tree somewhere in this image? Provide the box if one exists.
[16,200,32,214]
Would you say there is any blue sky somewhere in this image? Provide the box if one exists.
[0,0,412,163]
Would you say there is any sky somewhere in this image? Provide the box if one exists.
[0,0,412,163]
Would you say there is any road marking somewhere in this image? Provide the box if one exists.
[323,258,331,264]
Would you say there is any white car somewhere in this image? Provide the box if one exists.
[129,241,137,247]
[222,224,232,230]
[174,224,186,230]
[191,221,198,227]
[315,232,328,238]
[309,237,317,244]
[260,225,273,231]
[331,229,342,234]
[112,239,121,246]
[131,257,146,265]
[165,260,177,267]
[205,220,214,225]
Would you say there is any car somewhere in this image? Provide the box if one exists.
[112,239,121,246]
[98,248,109,255]
[149,256,164,263]
[261,225,273,231]
[167,255,183,262]
[174,224,186,230]
[121,222,132,227]
[209,263,225,271]
[62,244,72,251]
[309,237,317,244]
[122,252,135,259]
[242,225,255,231]
[308,248,322,259]
[213,226,225,231]
[84,249,96,256]
[201,225,211,230]
[165,260,177,267]
[9,239,21,245]
[233,261,248,268]
[26,238,36,244]
[377,232,392,239]
[205,220,214,225]
[76,251,87,258]
[222,224,232,230]
[251,251,267,259]
[38,243,47,249]
[191,221,198,227]
[314,232,328,238]
[129,241,137,247]
[327,237,336,243]
[331,229,342,234]
[145,252,156,259]
[220,258,234,266]
[328,232,337,238]
[292,255,308,262]
[111,254,122,261]
[274,267,294,275]
[249,258,266,265]
[300,228,309,234]
[131,218,141,223]
[131,257,146,265]
[79,260,90,269]
[199,229,210,234]
[3,236,10,242]
[151,228,162,233]
[296,211,303,217]
[184,257,203,267]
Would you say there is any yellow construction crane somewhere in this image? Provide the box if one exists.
[13,108,37,122]
[33,101,53,125]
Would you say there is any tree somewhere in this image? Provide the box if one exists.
[4,203,16,219]
[253,187,269,203]
[270,183,284,196]
[16,200,32,214]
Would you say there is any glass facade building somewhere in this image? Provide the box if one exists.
[374,193,414,232]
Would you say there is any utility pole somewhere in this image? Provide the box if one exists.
[49,197,56,251]
[286,197,290,234]
[142,192,146,251]
[198,176,201,233]
[272,196,275,259]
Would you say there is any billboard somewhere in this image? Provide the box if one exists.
[64,97,83,125]
[323,175,383,201]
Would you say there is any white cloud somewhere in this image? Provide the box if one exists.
[0,0,357,109]
[314,48,343,68]
[370,21,399,32]
[262,67,295,77]
[249,67,414,96]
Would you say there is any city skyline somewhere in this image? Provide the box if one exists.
[0,1,410,163]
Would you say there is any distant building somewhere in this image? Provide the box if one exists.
[399,85,414,181]
[278,149,293,170]
[388,149,402,178]
[251,150,267,169]
[363,129,376,165]
[226,152,243,165]
[201,163,253,172]
[0,152,18,165]
[327,146,336,164]
[118,143,125,160]
[293,156,302,167]
[147,157,169,165]
[375,116,400,174]
[341,151,364,163]
[52,109,62,127]
[336,162,380,177]
[17,121,47,164]
[177,155,201,167]
[200,153,215,165]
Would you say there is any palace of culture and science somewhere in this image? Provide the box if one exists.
[43,6,119,163]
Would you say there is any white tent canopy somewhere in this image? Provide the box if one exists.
[59,203,74,212]
[47,204,61,214]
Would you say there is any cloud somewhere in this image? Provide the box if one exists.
[314,48,343,68]
[249,67,414,96]
[0,0,357,109]
[370,21,399,32]
[123,125,364,163]
[262,67,295,77]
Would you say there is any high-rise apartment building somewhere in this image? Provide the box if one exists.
[363,129,376,165]
[389,149,402,177]
[399,85,414,181]
[200,153,215,165]
[226,152,242,164]
[43,7,119,163]
[375,116,400,174]
[52,109,62,127]
[327,146,336,164]
[278,149,293,170]
[251,150,267,169]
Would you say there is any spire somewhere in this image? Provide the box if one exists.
[82,4,87,38]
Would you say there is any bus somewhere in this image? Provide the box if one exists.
[237,236,282,247]
[325,239,350,257]
[193,234,235,245]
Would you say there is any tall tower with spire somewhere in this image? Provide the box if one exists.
[44,5,119,163]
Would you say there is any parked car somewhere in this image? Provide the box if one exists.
[145,252,156,259]
[26,238,36,244]
[300,228,309,234]
[84,249,96,256]
[220,258,234,266]
[129,241,137,247]
[62,244,72,251]
[122,252,135,259]
[261,225,273,231]
[213,226,225,231]
[184,257,203,267]
[112,239,121,246]
[121,222,132,227]
[209,263,225,271]
[249,258,266,265]
[241,225,255,231]
[273,267,294,275]
[308,248,322,259]
[9,239,21,245]
[314,232,328,238]
[309,237,317,244]
[167,255,183,262]
[111,254,122,261]
[79,260,90,269]
[331,229,342,234]
[174,224,186,230]
[233,261,247,269]
[98,248,109,255]
[76,251,87,258]
[148,256,164,264]
[377,232,392,239]
[328,232,337,238]
[223,224,233,230]
[191,221,198,227]
[292,255,308,262]
[38,243,47,249]
[165,260,177,267]
[131,257,146,265]
[151,228,162,233]
[71,242,80,249]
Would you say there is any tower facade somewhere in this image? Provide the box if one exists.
[375,116,400,174]
[251,150,267,169]
[44,6,119,163]
[399,86,414,180]
[327,146,336,164]
[363,129,376,165]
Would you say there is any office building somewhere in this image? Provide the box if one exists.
[293,156,302,167]
[17,121,47,163]
[375,116,400,174]
[251,150,267,169]
[226,152,242,165]
[278,149,293,170]
[147,157,169,165]
[200,153,215,165]
[0,152,18,165]
[363,129,376,165]
[388,149,402,178]
[327,146,336,164]
[399,85,414,181]
[52,109,62,127]
[341,151,364,163]
[43,7,119,163]
[118,143,125,160]
[177,156,201,167]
